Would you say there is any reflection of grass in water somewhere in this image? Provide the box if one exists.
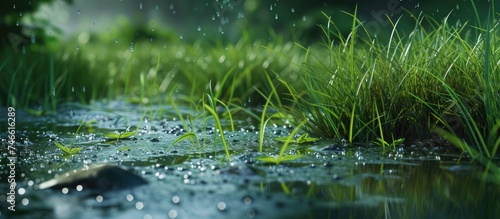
[307,161,500,218]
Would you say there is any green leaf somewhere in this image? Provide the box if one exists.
[171,132,197,146]
[256,156,279,164]
[105,131,138,140]
[54,142,82,155]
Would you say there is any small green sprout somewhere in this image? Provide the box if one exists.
[54,142,82,155]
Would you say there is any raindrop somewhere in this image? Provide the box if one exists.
[72,86,74,92]
[456,4,460,10]
[16,21,19,26]
[169,3,174,10]
[302,15,307,21]
[179,35,183,40]
[52,87,55,96]
[291,7,295,13]
[77,9,80,14]
[13,4,15,9]
[83,86,86,92]
[126,194,134,201]
[31,34,35,44]
[156,5,159,10]
[270,5,273,10]
[19,12,23,17]
[212,15,215,20]
[217,202,227,210]
[197,26,201,31]
[130,42,134,51]
[135,202,144,210]
[275,13,278,19]
[115,37,118,43]
[96,195,103,202]
[139,2,143,10]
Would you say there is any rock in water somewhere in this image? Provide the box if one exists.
[39,164,147,191]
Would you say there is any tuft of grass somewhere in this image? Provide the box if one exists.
[257,120,307,165]
[277,6,500,149]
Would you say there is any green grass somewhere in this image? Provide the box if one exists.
[2,3,499,169]
[278,7,499,150]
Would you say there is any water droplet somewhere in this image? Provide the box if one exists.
[302,15,307,21]
[130,42,134,51]
[291,7,295,13]
[169,3,174,10]
[115,37,118,43]
[83,86,86,92]
[16,21,19,26]
[270,5,273,10]
[139,2,143,10]
[77,9,80,14]
[179,35,183,40]
[19,12,23,17]
[72,86,74,92]
[13,4,15,9]
[275,13,278,19]
[156,5,159,10]
[197,26,201,31]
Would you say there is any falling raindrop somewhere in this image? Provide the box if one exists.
[16,21,19,26]
[212,15,215,20]
[179,35,183,40]
[156,5,158,10]
[52,87,55,96]
[270,5,273,10]
[169,3,174,10]
[13,4,15,9]
[197,26,201,31]
[291,7,295,13]
[71,86,74,93]
[115,37,118,43]
[275,13,278,19]
[139,2,143,10]
[83,86,86,92]
[19,12,22,17]
[130,42,134,51]
[77,9,80,14]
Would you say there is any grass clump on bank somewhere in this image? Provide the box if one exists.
[281,9,499,153]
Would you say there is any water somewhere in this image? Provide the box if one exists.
[0,101,499,218]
